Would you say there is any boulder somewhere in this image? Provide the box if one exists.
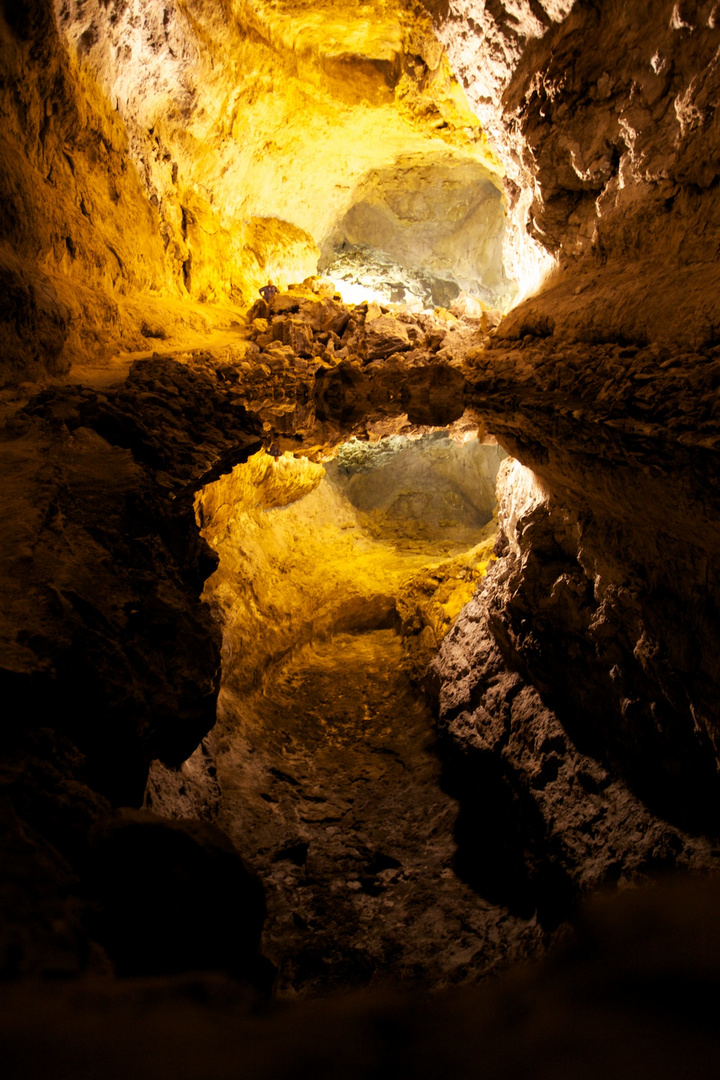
[364,315,412,360]
[283,319,314,356]
[270,294,301,316]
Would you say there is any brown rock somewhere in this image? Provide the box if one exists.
[364,315,412,360]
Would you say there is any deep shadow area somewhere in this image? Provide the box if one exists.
[441,741,575,927]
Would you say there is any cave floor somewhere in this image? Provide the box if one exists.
[214,629,543,997]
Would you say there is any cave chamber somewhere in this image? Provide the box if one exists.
[2,1,720,1077]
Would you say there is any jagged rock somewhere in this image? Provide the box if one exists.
[4,0,720,1050]
[432,456,720,912]
[364,314,412,360]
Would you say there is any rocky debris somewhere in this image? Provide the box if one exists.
[87,809,269,985]
[226,283,488,444]
[245,280,485,376]
[364,314,412,359]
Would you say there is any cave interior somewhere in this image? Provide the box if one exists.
[2,1,720,1077]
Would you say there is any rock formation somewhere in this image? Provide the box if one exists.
[2,0,720,1075]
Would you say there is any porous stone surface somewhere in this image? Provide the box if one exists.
[3,0,720,1072]
[423,0,720,338]
[0,284,497,984]
[0,0,504,381]
[214,629,544,995]
[433,459,718,914]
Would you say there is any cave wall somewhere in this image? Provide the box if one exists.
[3,0,720,997]
[0,0,179,382]
[0,0,514,385]
[322,154,512,306]
[413,1,720,884]
[423,0,720,341]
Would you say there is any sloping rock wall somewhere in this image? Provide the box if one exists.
[0,0,176,381]
[424,0,720,342]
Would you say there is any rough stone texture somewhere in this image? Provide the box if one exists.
[214,629,544,995]
[0,277,491,982]
[321,155,513,307]
[433,461,718,915]
[0,0,506,382]
[423,0,720,338]
[0,347,267,977]
[197,422,498,698]
[454,335,720,837]
[3,0,720,1070]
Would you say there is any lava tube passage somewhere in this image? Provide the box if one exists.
[190,431,540,995]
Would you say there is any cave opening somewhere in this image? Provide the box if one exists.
[318,153,515,313]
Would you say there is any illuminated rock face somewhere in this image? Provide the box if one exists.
[0,0,508,382]
[321,154,512,307]
[3,0,720,1029]
[197,434,500,696]
[422,0,720,340]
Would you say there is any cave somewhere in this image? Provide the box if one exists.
[2,1,720,1077]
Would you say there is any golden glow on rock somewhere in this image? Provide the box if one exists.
[197,442,500,695]
[55,0,506,322]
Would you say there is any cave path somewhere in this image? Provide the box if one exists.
[214,629,542,996]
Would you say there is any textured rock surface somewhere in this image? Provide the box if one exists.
[197,427,500,696]
[456,338,720,837]
[321,154,512,307]
[423,0,720,338]
[433,459,718,914]
[0,0,507,382]
[3,0,720,1071]
[214,629,543,995]
[0,347,267,977]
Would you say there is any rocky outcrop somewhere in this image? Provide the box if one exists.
[320,154,512,308]
[0,278,493,980]
[458,334,720,830]
[424,0,720,342]
[2,0,720,1055]
[0,345,268,976]
[433,459,718,920]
